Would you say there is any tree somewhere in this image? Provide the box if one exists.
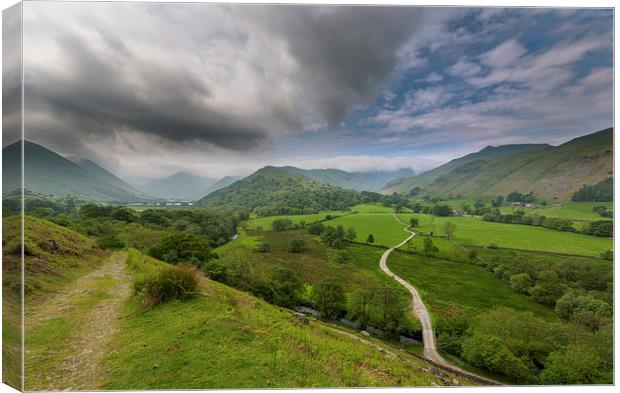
[444,221,456,239]
[268,267,303,308]
[288,239,306,253]
[509,273,533,294]
[423,237,438,254]
[307,221,325,235]
[583,220,613,237]
[409,218,419,227]
[255,242,271,252]
[148,233,216,267]
[540,344,604,384]
[272,218,293,231]
[528,270,564,306]
[431,205,452,216]
[312,277,346,320]
[366,233,375,244]
[345,227,357,242]
[491,196,504,207]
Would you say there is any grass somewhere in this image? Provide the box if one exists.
[215,229,419,330]
[398,214,612,257]
[245,211,348,230]
[351,203,411,213]
[499,201,613,222]
[24,258,123,391]
[388,251,558,321]
[324,213,409,247]
[102,271,444,388]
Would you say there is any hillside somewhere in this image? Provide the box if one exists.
[271,166,415,192]
[199,166,361,213]
[382,143,551,194]
[99,250,455,389]
[383,128,612,200]
[2,141,153,202]
[141,172,217,200]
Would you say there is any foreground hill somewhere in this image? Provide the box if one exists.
[382,143,551,194]
[271,166,415,192]
[100,250,456,389]
[2,141,152,202]
[140,172,217,200]
[198,166,361,213]
[383,128,612,200]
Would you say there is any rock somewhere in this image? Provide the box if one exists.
[452,378,462,386]
[47,239,61,253]
[361,330,370,337]
[293,312,309,324]
[153,363,160,369]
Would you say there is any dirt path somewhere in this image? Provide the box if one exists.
[27,251,131,390]
[379,215,497,384]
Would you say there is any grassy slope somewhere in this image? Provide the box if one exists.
[388,251,558,321]
[102,250,444,388]
[2,216,108,390]
[398,214,612,256]
[2,141,149,202]
[382,144,552,194]
[426,129,613,200]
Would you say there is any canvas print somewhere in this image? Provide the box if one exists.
[1,1,614,390]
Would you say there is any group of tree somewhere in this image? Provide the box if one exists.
[571,178,612,202]
[483,210,576,233]
[436,306,612,384]
[305,222,357,248]
[506,191,536,204]
[592,205,613,218]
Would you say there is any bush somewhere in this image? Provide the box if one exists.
[134,264,201,308]
[255,242,272,252]
[272,218,293,231]
[288,239,306,253]
[583,220,613,237]
[148,233,216,267]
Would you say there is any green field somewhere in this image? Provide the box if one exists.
[398,214,612,257]
[499,202,612,221]
[351,203,411,213]
[245,211,348,230]
[324,213,409,247]
[388,251,558,321]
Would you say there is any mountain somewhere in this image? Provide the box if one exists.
[382,143,551,195]
[264,166,415,192]
[204,175,241,194]
[198,166,360,213]
[383,128,613,201]
[140,172,217,201]
[2,141,152,202]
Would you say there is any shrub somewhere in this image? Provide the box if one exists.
[288,239,306,253]
[148,233,215,267]
[583,220,613,237]
[134,264,201,308]
[272,218,293,231]
[255,242,271,252]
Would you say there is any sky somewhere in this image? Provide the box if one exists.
[2,3,613,183]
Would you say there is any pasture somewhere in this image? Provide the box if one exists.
[388,251,558,321]
[398,214,612,257]
[324,213,410,247]
[351,203,411,213]
[245,211,348,230]
[499,201,612,221]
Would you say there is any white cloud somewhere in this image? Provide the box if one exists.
[480,39,527,68]
[447,58,482,78]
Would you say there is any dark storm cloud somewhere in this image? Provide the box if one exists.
[2,3,22,146]
[250,5,423,126]
[22,3,424,152]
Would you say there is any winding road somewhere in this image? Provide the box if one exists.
[379,214,497,384]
